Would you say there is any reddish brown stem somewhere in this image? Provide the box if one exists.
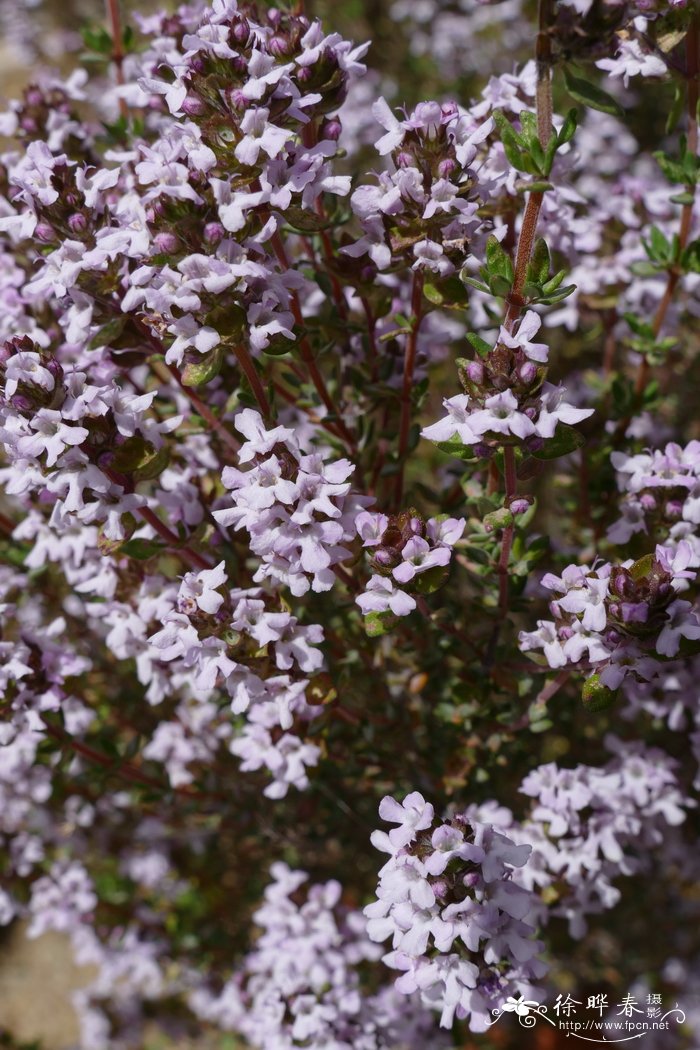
[0,511,15,536]
[104,0,128,118]
[138,505,211,570]
[624,18,698,417]
[270,230,357,450]
[232,342,273,420]
[394,273,425,508]
[504,192,544,328]
[152,361,241,456]
[42,720,224,801]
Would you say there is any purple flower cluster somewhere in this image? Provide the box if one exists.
[355,510,465,618]
[471,740,692,939]
[190,862,449,1050]
[422,312,592,457]
[365,793,546,1030]
[214,409,368,595]
[609,442,700,566]
[519,542,700,688]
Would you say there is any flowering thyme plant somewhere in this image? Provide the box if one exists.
[1,0,700,1045]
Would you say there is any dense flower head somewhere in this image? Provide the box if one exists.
[366,793,546,1030]
[214,408,369,595]
[519,542,700,688]
[355,509,465,618]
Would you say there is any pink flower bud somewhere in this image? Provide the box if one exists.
[437,158,457,179]
[154,231,180,253]
[204,222,225,245]
[465,360,484,384]
[67,213,88,235]
[321,118,342,142]
[182,95,206,117]
[519,361,537,384]
[35,223,56,243]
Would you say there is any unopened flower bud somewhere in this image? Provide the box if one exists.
[472,442,494,459]
[10,394,32,413]
[35,222,56,243]
[204,222,225,246]
[509,497,530,515]
[45,357,64,385]
[437,158,457,179]
[228,88,248,110]
[395,150,414,169]
[268,33,292,57]
[639,493,657,511]
[431,877,450,900]
[96,450,116,470]
[154,231,180,253]
[67,212,88,235]
[465,360,484,385]
[519,361,537,384]
[321,117,342,142]
[231,16,249,41]
[182,94,206,117]
[25,87,43,107]
[665,500,683,519]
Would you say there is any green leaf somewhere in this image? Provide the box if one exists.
[531,424,585,460]
[527,238,551,286]
[582,673,618,712]
[364,611,398,637]
[112,435,152,472]
[670,190,696,205]
[541,269,566,295]
[81,25,113,54]
[423,282,444,306]
[682,239,700,273]
[563,67,624,117]
[666,84,685,135]
[133,445,169,482]
[630,553,654,581]
[89,315,128,350]
[557,107,578,146]
[466,332,492,357]
[489,273,513,297]
[462,276,491,294]
[283,207,336,233]
[648,225,671,262]
[182,345,224,386]
[623,312,654,339]
[119,537,166,560]
[536,283,576,305]
[653,149,689,185]
[412,565,450,595]
[435,435,478,462]
[485,235,514,280]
